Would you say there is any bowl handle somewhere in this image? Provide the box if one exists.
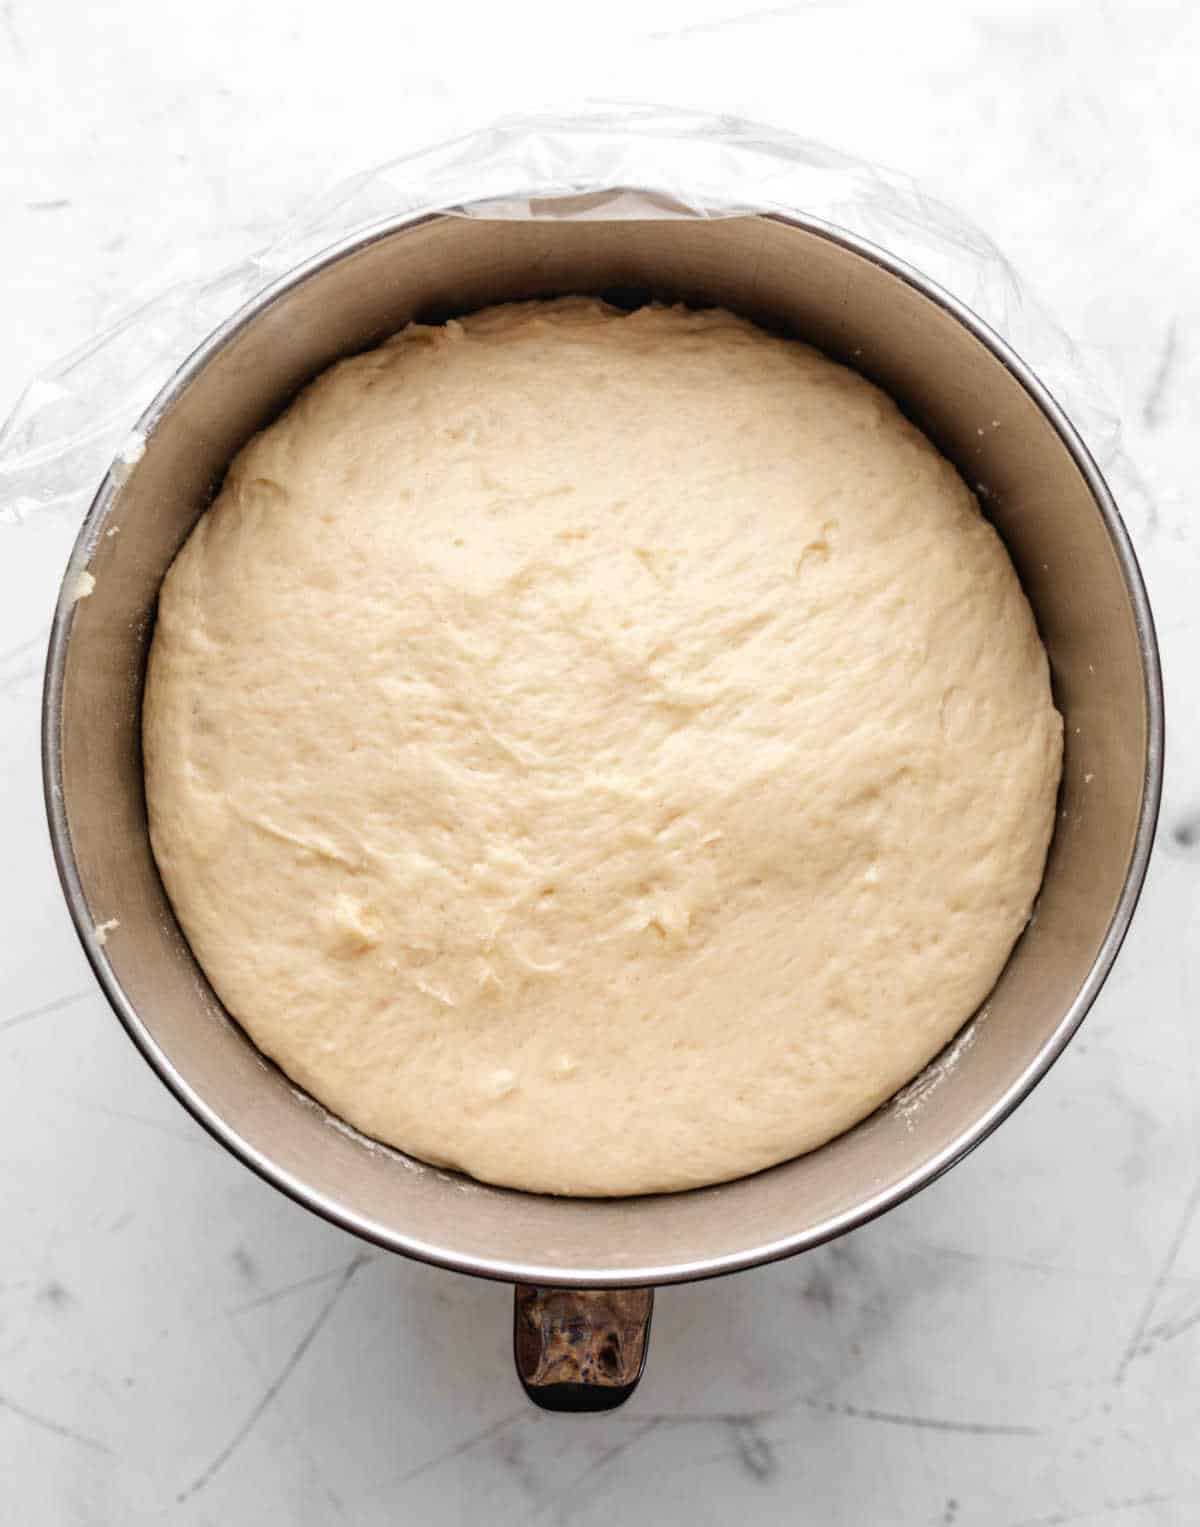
[513,1284,654,1412]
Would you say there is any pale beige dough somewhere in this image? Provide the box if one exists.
[143,298,1062,1196]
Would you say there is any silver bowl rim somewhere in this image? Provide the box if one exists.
[41,199,1165,1288]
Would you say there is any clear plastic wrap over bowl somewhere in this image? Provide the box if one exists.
[31,116,1161,1324]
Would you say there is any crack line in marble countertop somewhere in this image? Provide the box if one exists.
[226,1260,373,1316]
[1115,1169,1200,1382]
[176,1251,370,1503]
[561,1399,1040,1439]
[1005,1489,1175,1527]
[0,1389,112,1454]
[1137,1300,1200,1358]
[531,1420,664,1520]
[536,1399,1038,1497]
[907,1237,1181,1286]
[800,1398,1040,1437]
[1142,317,1180,428]
[0,988,94,1036]
[394,1410,531,1489]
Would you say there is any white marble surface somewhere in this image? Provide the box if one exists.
[2,3,1198,1522]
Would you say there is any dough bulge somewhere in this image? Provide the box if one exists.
[143,298,1062,1196]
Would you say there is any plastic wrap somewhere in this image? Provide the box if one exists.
[0,106,1118,528]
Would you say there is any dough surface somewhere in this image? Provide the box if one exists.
[143,298,1062,1196]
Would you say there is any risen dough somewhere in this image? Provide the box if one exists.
[143,298,1062,1196]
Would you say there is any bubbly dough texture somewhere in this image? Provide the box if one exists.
[143,298,1062,1196]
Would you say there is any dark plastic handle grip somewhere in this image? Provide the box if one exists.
[513,1285,654,1412]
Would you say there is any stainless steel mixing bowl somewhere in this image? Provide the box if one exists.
[42,203,1163,1409]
